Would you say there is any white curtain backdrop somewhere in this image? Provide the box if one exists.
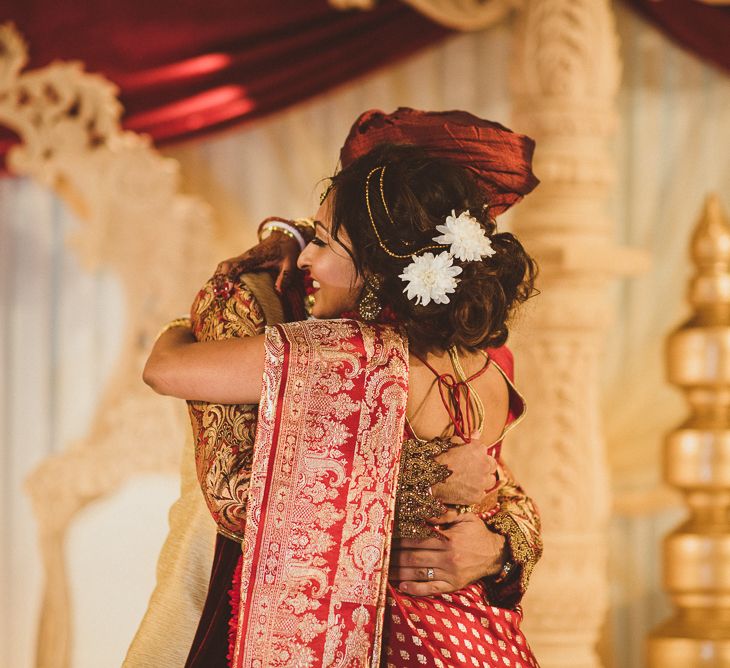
[1,4,729,667]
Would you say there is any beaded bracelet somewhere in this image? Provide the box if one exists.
[258,220,307,251]
[451,501,501,521]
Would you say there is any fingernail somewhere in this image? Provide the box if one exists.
[399,583,408,593]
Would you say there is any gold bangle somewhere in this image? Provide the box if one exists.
[155,317,191,342]
[263,225,298,242]
[256,216,292,240]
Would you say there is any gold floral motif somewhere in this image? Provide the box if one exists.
[187,271,267,540]
[395,437,454,540]
[486,512,537,592]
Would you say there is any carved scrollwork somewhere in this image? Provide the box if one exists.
[328,0,378,9]
[0,22,222,668]
[511,0,620,103]
[328,0,519,31]
[400,0,519,30]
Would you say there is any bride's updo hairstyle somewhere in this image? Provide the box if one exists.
[328,142,537,353]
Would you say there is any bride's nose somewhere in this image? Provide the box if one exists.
[297,244,312,271]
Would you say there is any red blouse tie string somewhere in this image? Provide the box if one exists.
[414,351,490,443]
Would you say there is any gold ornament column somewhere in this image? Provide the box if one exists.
[508,1,647,666]
[647,194,730,667]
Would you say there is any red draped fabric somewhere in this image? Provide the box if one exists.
[1,0,450,166]
[8,1,727,180]
[625,0,730,74]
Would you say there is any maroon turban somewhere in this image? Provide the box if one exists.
[340,108,539,217]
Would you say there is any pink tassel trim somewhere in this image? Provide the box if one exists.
[226,555,243,666]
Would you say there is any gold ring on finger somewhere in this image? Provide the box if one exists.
[426,567,435,581]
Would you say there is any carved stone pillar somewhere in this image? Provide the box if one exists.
[508,2,645,666]
[647,195,730,667]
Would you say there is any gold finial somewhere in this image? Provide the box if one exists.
[688,194,730,322]
[647,193,730,666]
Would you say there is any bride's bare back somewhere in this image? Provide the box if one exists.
[406,349,509,445]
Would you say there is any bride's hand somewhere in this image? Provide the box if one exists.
[430,437,499,508]
[215,219,304,294]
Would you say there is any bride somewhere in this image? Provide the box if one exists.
[144,108,542,667]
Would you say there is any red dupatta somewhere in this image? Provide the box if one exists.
[231,319,409,667]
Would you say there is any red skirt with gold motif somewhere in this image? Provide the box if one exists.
[185,536,538,668]
[384,583,538,668]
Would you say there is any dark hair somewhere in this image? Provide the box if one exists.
[328,143,537,353]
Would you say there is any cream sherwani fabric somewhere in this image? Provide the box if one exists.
[122,433,217,667]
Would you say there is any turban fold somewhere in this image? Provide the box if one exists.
[340,107,539,217]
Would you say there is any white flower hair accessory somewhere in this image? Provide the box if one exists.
[433,210,496,262]
[399,251,463,306]
[398,209,495,306]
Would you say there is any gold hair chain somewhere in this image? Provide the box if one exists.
[365,165,447,260]
[378,165,396,226]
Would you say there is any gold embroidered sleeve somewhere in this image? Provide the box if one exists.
[187,271,271,541]
[484,459,542,607]
[394,437,454,540]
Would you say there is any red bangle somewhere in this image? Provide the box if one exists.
[476,503,501,522]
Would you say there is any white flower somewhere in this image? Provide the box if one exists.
[433,210,496,262]
[399,251,462,306]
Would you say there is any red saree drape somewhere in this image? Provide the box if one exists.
[625,0,730,74]
[232,319,409,666]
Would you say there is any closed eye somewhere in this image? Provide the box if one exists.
[310,237,327,247]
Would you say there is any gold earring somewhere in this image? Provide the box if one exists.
[358,275,383,321]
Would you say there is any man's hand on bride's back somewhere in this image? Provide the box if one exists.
[430,439,499,507]
[387,440,505,596]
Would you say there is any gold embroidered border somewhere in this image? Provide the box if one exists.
[233,320,409,667]
[486,510,541,594]
[482,357,528,449]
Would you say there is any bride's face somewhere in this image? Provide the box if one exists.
[297,197,364,319]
